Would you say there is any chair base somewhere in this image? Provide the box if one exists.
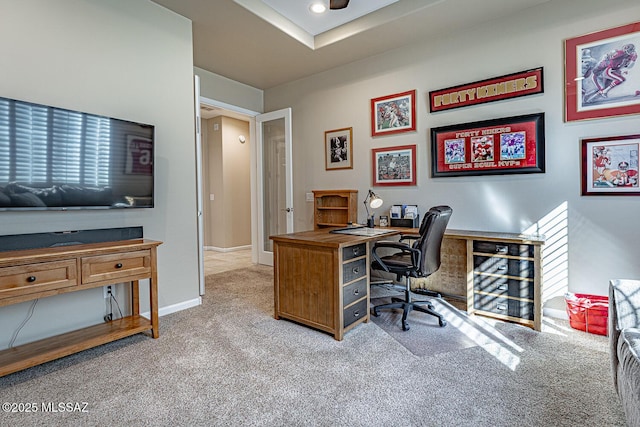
[372,290,447,331]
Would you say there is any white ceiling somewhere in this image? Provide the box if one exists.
[257,0,398,36]
[150,0,552,90]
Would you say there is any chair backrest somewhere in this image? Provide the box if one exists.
[415,205,452,276]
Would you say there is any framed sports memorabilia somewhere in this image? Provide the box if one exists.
[430,113,545,178]
[565,21,640,122]
[372,145,417,186]
[429,68,544,113]
[324,127,353,170]
[371,90,416,137]
[581,134,640,196]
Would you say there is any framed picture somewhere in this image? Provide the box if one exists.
[581,134,640,196]
[325,127,353,170]
[372,144,417,186]
[430,113,545,177]
[371,90,416,137]
[565,21,640,122]
[429,67,544,113]
[125,135,153,175]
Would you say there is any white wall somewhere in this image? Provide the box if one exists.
[264,0,640,309]
[0,0,199,347]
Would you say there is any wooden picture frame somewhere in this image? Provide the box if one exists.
[565,21,640,122]
[581,134,640,196]
[371,90,416,137]
[372,144,417,186]
[430,113,545,177]
[325,127,353,170]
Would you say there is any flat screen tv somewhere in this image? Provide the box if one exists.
[0,95,154,211]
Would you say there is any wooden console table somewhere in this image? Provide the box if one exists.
[0,239,161,376]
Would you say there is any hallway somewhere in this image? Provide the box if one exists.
[203,248,253,275]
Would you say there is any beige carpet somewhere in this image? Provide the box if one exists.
[0,265,627,426]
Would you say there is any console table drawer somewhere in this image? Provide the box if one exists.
[0,260,77,299]
[81,250,151,284]
[343,258,366,283]
[343,298,367,328]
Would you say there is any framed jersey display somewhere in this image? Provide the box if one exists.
[565,21,640,122]
[430,113,545,178]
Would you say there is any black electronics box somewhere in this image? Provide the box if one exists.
[390,216,419,228]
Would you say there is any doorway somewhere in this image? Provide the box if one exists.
[199,100,254,272]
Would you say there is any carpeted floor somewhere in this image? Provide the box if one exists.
[0,265,627,426]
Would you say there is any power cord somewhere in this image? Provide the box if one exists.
[9,299,39,348]
[104,288,124,322]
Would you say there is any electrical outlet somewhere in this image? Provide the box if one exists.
[103,285,113,299]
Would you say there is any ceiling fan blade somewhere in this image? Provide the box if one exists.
[330,0,350,10]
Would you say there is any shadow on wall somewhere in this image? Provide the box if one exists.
[525,202,569,314]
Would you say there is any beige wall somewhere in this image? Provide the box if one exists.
[202,116,251,249]
[195,66,263,114]
[0,0,199,347]
[263,0,640,307]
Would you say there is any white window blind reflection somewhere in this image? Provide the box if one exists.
[0,99,110,187]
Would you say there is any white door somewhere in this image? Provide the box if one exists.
[194,76,205,295]
[256,108,293,266]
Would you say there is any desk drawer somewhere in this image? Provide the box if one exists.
[474,294,534,320]
[474,241,534,257]
[343,278,367,307]
[473,275,534,299]
[343,298,367,328]
[473,255,534,279]
[0,260,77,299]
[343,243,366,261]
[343,258,366,284]
[81,250,151,284]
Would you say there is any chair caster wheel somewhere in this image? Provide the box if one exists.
[372,309,379,317]
[402,322,410,331]
[439,319,447,327]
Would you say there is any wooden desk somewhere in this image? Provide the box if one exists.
[271,228,544,340]
[271,229,394,340]
[0,239,161,376]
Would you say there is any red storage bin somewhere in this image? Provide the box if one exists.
[565,293,608,336]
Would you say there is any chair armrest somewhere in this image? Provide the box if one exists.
[372,240,421,272]
[399,233,420,243]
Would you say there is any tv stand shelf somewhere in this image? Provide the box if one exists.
[0,239,162,377]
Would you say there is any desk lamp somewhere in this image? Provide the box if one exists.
[364,190,383,227]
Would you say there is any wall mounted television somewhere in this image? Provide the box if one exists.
[0,95,154,211]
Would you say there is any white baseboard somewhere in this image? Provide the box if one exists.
[204,245,251,253]
[544,306,569,320]
[141,297,202,319]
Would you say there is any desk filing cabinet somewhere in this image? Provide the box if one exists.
[271,231,372,341]
[469,239,542,330]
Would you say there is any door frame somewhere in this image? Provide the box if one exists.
[198,95,260,265]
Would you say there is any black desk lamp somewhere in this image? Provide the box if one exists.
[364,190,383,227]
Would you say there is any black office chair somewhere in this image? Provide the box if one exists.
[370,205,452,331]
